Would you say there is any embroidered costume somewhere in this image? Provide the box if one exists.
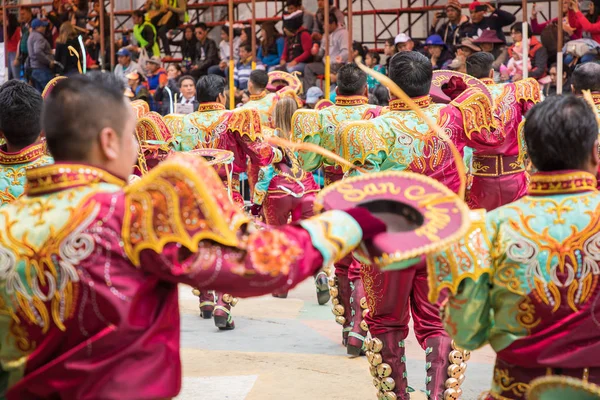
[427,171,600,400]
[0,154,363,399]
[334,87,499,399]
[466,77,542,211]
[0,141,53,206]
[241,91,279,127]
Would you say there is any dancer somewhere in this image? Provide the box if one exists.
[428,95,600,400]
[0,73,385,399]
[242,69,279,127]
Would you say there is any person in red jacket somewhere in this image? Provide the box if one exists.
[279,9,312,74]
[573,0,600,44]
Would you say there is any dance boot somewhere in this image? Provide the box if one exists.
[425,336,469,400]
[192,289,215,319]
[329,272,352,346]
[347,278,369,356]
[315,270,330,305]
[365,331,409,400]
[213,292,237,330]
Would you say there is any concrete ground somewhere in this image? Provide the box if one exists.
[176,279,495,400]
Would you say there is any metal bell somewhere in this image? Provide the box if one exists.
[445,377,460,389]
[380,377,396,391]
[192,289,200,296]
[381,391,397,400]
[366,351,375,364]
[362,309,369,318]
[335,315,346,325]
[230,297,239,307]
[447,364,462,379]
[332,304,345,316]
[462,350,471,362]
[371,338,384,353]
[332,297,340,306]
[443,388,460,400]
[369,365,378,377]
[329,287,339,298]
[448,350,464,364]
[373,378,381,390]
[364,337,372,351]
[328,277,337,287]
[376,363,393,378]
[360,297,368,309]
[457,374,465,385]
[222,294,233,303]
[371,353,383,366]
[360,320,369,331]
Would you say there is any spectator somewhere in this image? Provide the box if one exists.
[473,29,508,72]
[114,48,140,86]
[365,51,385,91]
[257,21,285,71]
[169,26,197,73]
[15,7,33,82]
[46,0,69,39]
[127,71,151,104]
[239,26,253,47]
[573,0,600,44]
[305,86,323,108]
[0,10,21,80]
[369,83,389,106]
[146,56,167,94]
[383,37,397,71]
[154,0,187,57]
[27,19,55,93]
[430,0,472,50]
[86,28,109,69]
[88,2,110,40]
[303,11,348,90]
[191,22,219,80]
[463,1,516,43]
[509,23,548,80]
[531,1,581,40]
[313,0,346,41]
[55,22,81,76]
[154,64,185,114]
[240,90,250,105]
[286,0,316,34]
[502,42,532,81]
[208,26,241,77]
[542,63,570,96]
[132,10,160,58]
[234,43,257,90]
[394,33,415,52]
[67,0,89,30]
[570,61,600,94]
[448,37,481,72]
[280,10,313,74]
[425,34,454,69]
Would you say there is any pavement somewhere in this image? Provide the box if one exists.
[176,279,495,400]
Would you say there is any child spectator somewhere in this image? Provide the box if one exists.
[257,21,285,71]
[208,25,241,77]
[502,42,532,82]
[365,51,385,92]
[127,71,151,105]
[234,43,260,90]
[146,56,168,95]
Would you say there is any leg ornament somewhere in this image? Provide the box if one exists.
[365,332,409,400]
[214,292,238,331]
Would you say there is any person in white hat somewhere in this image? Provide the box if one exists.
[394,32,414,52]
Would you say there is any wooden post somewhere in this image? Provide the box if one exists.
[557,0,564,94]
[2,0,8,79]
[228,0,235,109]
[324,0,330,100]
[347,0,352,60]
[521,0,528,79]
[251,0,256,69]
[99,0,106,70]
[110,0,115,70]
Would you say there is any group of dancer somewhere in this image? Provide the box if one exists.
[0,50,599,400]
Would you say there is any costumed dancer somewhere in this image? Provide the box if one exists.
[292,63,383,355]
[0,81,54,206]
[335,51,500,399]
[179,75,276,206]
[249,96,326,303]
[0,73,388,399]
[460,53,541,210]
[427,96,600,400]
[242,70,279,127]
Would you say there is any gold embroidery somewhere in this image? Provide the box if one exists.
[389,95,431,111]
[515,296,541,331]
[528,171,597,196]
[494,369,530,398]
[335,95,369,106]
[247,230,301,277]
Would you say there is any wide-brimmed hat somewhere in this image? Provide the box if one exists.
[315,99,334,110]
[315,171,470,271]
[456,37,481,52]
[431,70,493,104]
[267,70,302,93]
[185,148,235,166]
[473,29,503,44]
[425,35,446,47]
[146,56,162,66]
[528,376,600,400]
[41,76,67,99]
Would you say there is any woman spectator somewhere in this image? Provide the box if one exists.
[55,22,82,76]
[448,38,481,72]
[279,10,312,73]
[46,0,68,35]
[365,51,385,92]
[473,29,509,72]
[425,34,453,69]
[154,64,185,114]
[239,26,253,47]
[88,2,110,41]
[383,37,397,72]
[169,26,197,73]
[1,10,21,80]
[531,1,582,40]
[508,23,548,80]
[86,27,110,69]
[369,83,389,106]
[257,21,285,71]
[67,0,89,31]
[573,0,600,44]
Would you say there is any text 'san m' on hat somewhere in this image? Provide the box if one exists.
[315,171,470,271]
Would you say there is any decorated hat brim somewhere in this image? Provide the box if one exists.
[431,70,494,105]
[315,99,334,110]
[528,376,600,400]
[42,76,67,99]
[267,70,302,94]
[315,171,471,270]
[185,148,234,166]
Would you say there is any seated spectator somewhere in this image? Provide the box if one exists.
[257,21,285,71]
[86,28,108,69]
[279,10,312,74]
[573,0,600,45]
[303,11,348,90]
[233,43,257,90]
[146,56,167,95]
[501,41,532,82]
[191,22,219,80]
[127,71,151,104]
[473,29,508,72]
[27,19,55,93]
[430,0,472,50]
[448,37,481,72]
[369,83,389,106]
[509,23,548,80]
[55,21,81,76]
[114,48,140,86]
[542,63,570,96]
[241,90,250,105]
[174,75,198,112]
[570,61,600,94]
[169,26,197,73]
[154,0,187,57]
[394,33,415,52]
[463,1,516,43]
[305,86,323,108]
[313,0,345,41]
[208,26,241,77]
[88,1,110,43]
[425,34,454,69]
[365,51,385,92]
[383,37,397,71]
[131,10,160,58]
[286,0,316,34]
[153,64,183,114]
